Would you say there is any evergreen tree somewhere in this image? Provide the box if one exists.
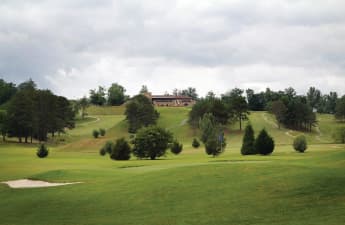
[255,129,275,155]
[241,124,256,155]
[110,138,131,160]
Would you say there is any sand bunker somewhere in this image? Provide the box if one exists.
[1,179,82,189]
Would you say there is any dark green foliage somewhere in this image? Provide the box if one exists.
[205,132,226,157]
[335,95,345,122]
[110,138,131,160]
[89,86,106,106]
[333,127,345,144]
[0,79,16,105]
[37,144,49,158]
[103,141,114,154]
[255,129,275,155]
[107,83,126,106]
[199,113,226,156]
[5,79,75,143]
[241,124,256,155]
[132,126,173,160]
[188,98,229,128]
[99,147,107,156]
[0,111,8,141]
[221,88,249,130]
[246,89,266,111]
[92,129,100,138]
[170,140,183,155]
[99,128,106,136]
[199,113,217,143]
[192,138,200,148]
[125,94,159,133]
[293,135,308,153]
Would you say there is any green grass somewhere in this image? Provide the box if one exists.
[0,107,344,225]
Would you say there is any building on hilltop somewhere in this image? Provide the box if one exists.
[144,92,195,107]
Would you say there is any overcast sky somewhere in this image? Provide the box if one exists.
[1,0,345,99]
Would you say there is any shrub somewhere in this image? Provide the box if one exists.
[110,138,131,160]
[99,147,107,156]
[192,138,200,148]
[132,125,173,160]
[255,129,275,155]
[103,141,113,154]
[205,133,226,157]
[37,144,49,158]
[293,135,308,153]
[170,140,183,155]
[241,124,256,155]
[99,128,106,136]
[92,129,100,138]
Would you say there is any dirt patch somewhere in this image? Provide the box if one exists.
[1,179,82,189]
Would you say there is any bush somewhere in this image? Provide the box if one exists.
[205,134,226,157]
[255,129,275,155]
[37,144,49,158]
[103,141,113,154]
[192,138,200,148]
[293,135,308,153]
[241,124,256,155]
[110,138,131,160]
[99,128,106,136]
[99,147,107,156]
[132,125,173,160]
[92,129,100,138]
[170,140,183,155]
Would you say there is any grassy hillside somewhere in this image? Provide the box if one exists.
[0,106,344,225]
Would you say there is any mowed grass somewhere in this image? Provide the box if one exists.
[0,107,344,225]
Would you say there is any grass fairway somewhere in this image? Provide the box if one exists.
[0,108,345,225]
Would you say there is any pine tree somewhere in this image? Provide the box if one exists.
[255,129,275,155]
[241,124,256,155]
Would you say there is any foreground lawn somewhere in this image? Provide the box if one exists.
[0,143,344,225]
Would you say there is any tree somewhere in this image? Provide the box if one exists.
[92,129,100,138]
[37,144,49,158]
[188,98,229,129]
[199,113,217,143]
[110,138,131,160]
[89,86,106,105]
[0,111,8,141]
[78,96,89,119]
[139,85,149,94]
[293,135,308,153]
[222,88,249,130]
[132,126,173,160]
[107,83,126,106]
[241,124,256,155]
[307,87,321,109]
[170,140,183,155]
[199,113,226,157]
[255,129,275,155]
[335,96,345,122]
[246,89,266,111]
[0,79,16,105]
[180,87,198,100]
[192,138,200,148]
[99,128,106,136]
[125,94,159,133]
[333,127,345,144]
[205,131,226,157]
[270,100,287,129]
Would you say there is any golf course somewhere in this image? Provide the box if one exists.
[1,106,344,225]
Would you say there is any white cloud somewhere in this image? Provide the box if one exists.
[1,0,345,98]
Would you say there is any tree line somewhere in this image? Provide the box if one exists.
[0,79,75,143]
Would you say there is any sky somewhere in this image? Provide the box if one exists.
[0,0,345,99]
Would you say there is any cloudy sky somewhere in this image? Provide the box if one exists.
[1,0,345,99]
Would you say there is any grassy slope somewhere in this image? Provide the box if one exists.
[0,106,344,225]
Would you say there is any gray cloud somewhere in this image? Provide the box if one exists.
[0,0,345,98]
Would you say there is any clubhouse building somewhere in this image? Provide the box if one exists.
[144,93,195,107]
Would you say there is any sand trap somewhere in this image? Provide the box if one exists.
[1,179,82,189]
